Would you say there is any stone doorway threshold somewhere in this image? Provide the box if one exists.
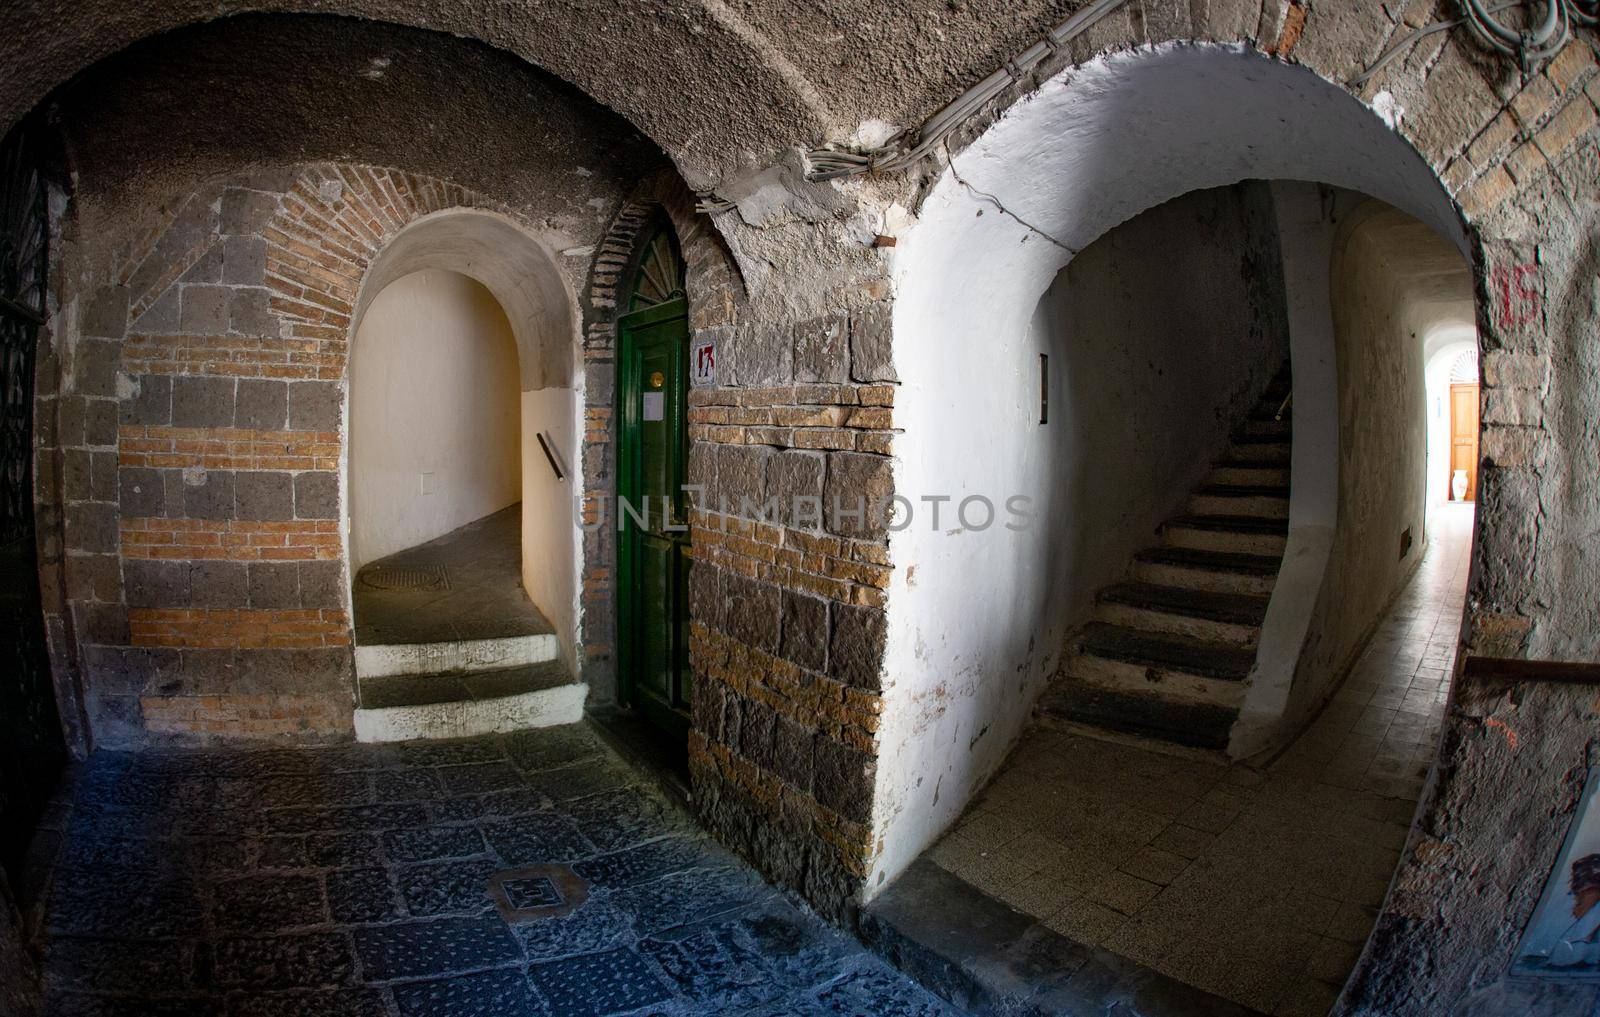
[588,704,692,809]
[862,858,1262,1017]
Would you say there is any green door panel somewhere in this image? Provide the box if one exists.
[618,297,691,739]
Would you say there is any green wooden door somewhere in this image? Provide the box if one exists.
[618,297,691,737]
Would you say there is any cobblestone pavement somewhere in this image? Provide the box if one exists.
[34,723,961,1017]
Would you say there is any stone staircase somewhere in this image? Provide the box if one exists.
[349,506,585,743]
[1042,368,1292,751]
[353,648,584,744]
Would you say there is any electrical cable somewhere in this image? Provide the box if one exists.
[1352,2,1522,87]
[802,0,1133,182]
[1458,0,1593,71]
[699,0,1594,210]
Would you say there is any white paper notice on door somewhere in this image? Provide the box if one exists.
[642,392,664,421]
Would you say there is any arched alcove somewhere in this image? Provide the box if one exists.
[345,209,582,669]
[876,41,1478,894]
[349,268,522,569]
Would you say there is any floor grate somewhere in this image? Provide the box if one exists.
[488,865,589,923]
[357,564,451,592]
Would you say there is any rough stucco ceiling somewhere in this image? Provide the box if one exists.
[3,0,1125,188]
[3,1,840,189]
[1345,203,1477,330]
[731,0,1103,135]
[48,15,660,237]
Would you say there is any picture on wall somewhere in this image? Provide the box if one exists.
[1515,765,1600,977]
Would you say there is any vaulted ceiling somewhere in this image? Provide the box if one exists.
[7,0,1093,187]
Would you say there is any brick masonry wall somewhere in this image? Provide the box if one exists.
[581,171,901,918]
[38,162,567,745]
[43,151,904,918]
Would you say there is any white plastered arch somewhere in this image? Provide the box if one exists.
[871,42,1472,895]
[343,209,584,672]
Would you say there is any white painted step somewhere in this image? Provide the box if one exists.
[352,661,585,743]
[354,633,559,679]
[1092,602,1261,648]
[1163,523,1287,557]
[354,684,587,743]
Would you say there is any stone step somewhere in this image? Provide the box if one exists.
[1226,438,1292,462]
[1190,485,1290,519]
[1056,652,1247,709]
[353,632,560,679]
[353,660,585,743]
[1197,483,1290,500]
[1099,582,1271,626]
[1208,463,1291,487]
[1095,583,1265,646]
[860,859,1265,1017]
[1215,453,1290,470]
[1162,515,1288,556]
[1062,643,1247,701]
[1074,621,1257,682]
[1236,418,1291,438]
[1128,557,1277,596]
[1134,546,1282,577]
[1040,681,1239,751]
[1224,445,1292,466]
[1231,430,1291,445]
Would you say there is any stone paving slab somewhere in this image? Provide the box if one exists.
[34,722,964,1017]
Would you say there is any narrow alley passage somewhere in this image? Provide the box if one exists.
[916,504,1474,1015]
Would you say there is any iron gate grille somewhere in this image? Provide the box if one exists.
[0,120,64,893]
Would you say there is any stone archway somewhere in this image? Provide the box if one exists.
[577,170,745,704]
[344,208,581,673]
[880,41,1479,894]
[0,4,831,191]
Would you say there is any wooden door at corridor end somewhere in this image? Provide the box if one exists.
[616,223,692,741]
[1450,383,1480,502]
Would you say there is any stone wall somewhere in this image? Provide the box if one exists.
[39,166,547,743]
[579,169,901,919]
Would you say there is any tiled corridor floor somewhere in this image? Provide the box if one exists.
[926,503,1474,1016]
[31,723,959,1017]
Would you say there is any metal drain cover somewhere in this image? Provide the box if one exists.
[488,864,589,923]
[357,564,450,592]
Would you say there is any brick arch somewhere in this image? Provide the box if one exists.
[38,159,576,745]
[259,164,511,356]
[576,169,745,700]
